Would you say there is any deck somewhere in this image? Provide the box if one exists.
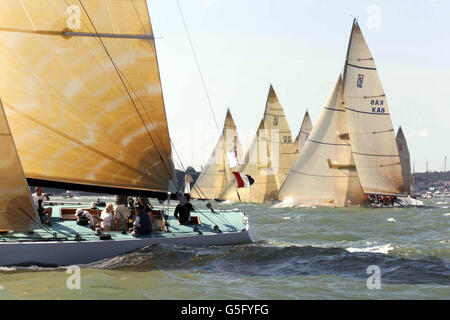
[0,204,249,243]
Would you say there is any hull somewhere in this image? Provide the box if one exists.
[0,205,253,266]
[0,228,253,266]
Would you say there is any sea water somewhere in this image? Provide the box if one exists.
[0,197,448,299]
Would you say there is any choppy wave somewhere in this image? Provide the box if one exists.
[84,240,450,285]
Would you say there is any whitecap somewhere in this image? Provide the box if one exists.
[387,217,396,223]
[346,243,394,254]
[271,198,316,209]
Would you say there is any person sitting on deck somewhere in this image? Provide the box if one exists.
[114,195,130,232]
[131,207,152,237]
[100,203,115,231]
[75,208,96,230]
[174,195,194,225]
[32,187,53,226]
[136,196,153,213]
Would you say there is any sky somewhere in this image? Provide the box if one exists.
[147,0,450,172]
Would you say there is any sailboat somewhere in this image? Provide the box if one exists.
[277,76,365,207]
[294,111,313,154]
[190,109,242,201]
[278,19,421,207]
[396,126,411,195]
[0,0,252,266]
[220,85,297,203]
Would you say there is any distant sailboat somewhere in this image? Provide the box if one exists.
[221,85,296,203]
[0,0,252,266]
[277,76,364,207]
[278,19,409,207]
[294,111,313,154]
[396,126,411,195]
[190,109,242,200]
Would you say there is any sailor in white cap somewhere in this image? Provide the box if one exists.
[74,208,95,229]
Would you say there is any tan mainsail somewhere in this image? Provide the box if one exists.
[0,99,41,231]
[294,111,313,153]
[396,126,411,194]
[191,109,242,200]
[220,120,278,203]
[0,0,174,194]
[343,20,403,195]
[277,76,364,207]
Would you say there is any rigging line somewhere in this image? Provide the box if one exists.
[131,0,217,199]
[176,0,242,203]
[169,140,234,227]
[62,0,173,181]
[372,129,394,134]
[132,0,177,163]
[176,0,220,132]
[77,0,179,191]
[169,138,213,206]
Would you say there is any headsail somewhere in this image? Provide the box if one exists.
[263,85,297,188]
[343,20,403,195]
[0,99,41,231]
[294,111,313,153]
[277,76,364,207]
[220,120,278,203]
[396,126,411,194]
[190,109,242,200]
[0,0,175,197]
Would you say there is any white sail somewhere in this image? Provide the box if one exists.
[190,109,242,200]
[277,76,364,207]
[220,120,278,203]
[220,86,295,203]
[295,111,313,153]
[264,85,297,188]
[396,126,411,195]
[343,20,404,195]
[0,99,41,231]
